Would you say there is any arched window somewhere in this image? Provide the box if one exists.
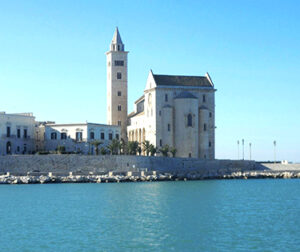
[187,114,193,127]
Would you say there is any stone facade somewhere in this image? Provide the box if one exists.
[106,28,128,140]
[0,112,36,155]
[127,71,216,159]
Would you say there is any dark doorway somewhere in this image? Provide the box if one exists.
[6,142,12,155]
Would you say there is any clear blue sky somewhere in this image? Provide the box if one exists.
[0,0,299,162]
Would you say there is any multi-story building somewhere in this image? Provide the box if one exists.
[0,112,36,155]
[44,123,121,154]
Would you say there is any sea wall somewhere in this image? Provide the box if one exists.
[0,155,299,176]
[0,155,257,175]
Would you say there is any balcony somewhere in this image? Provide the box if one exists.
[1,134,16,139]
[1,134,31,140]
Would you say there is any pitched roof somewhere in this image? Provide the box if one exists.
[153,74,213,87]
[175,91,197,99]
[128,111,144,118]
[111,27,123,45]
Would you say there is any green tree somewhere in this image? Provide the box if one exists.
[159,144,169,157]
[170,147,177,157]
[127,141,139,155]
[149,144,157,156]
[91,141,102,155]
[142,140,151,156]
[100,147,107,155]
[107,139,120,155]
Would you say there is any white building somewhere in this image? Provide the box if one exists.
[127,71,216,159]
[0,112,37,155]
[105,28,217,159]
[44,123,121,154]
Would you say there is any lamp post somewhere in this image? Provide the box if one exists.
[242,139,245,160]
[237,140,240,160]
[249,142,252,160]
[273,140,276,163]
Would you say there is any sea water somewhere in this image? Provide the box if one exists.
[0,180,299,251]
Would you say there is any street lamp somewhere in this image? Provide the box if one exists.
[237,140,240,159]
[242,139,245,160]
[273,140,276,163]
[249,142,252,160]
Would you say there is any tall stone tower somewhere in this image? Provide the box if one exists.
[106,27,128,140]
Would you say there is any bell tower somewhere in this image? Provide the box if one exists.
[106,27,128,140]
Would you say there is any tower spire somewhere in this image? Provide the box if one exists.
[110,27,124,51]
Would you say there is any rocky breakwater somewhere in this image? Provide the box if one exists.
[0,171,173,184]
[0,170,300,184]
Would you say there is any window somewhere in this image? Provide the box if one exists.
[6,127,10,137]
[101,132,105,140]
[209,112,212,118]
[17,146,20,152]
[61,133,67,140]
[118,45,120,51]
[165,94,168,102]
[118,120,122,126]
[117,91,122,96]
[115,60,124,66]
[51,132,57,140]
[204,124,207,131]
[159,139,162,147]
[23,144,27,153]
[23,129,27,139]
[76,132,82,141]
[159,111,161,116]
[118,105,122,111]
[117,72,122,79]
[168,124,171,131]
[187,114,193,127]
[109,133,113,140]
[189,153,192,158]
[203,94,206,103]
[17,129,21,138]
[116,134,119,140]
[209,141,212,147]
[90,132,94,140]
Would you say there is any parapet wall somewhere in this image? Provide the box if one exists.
[0,155,259,175]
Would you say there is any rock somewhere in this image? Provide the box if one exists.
[39,175,51,184]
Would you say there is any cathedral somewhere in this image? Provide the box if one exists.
[107,28,216,159]
[0,28,216,158]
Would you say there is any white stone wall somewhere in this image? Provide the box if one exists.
[174,98,199,157]
[0,112,36,155]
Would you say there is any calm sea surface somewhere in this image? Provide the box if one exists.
[0,180,299,252]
